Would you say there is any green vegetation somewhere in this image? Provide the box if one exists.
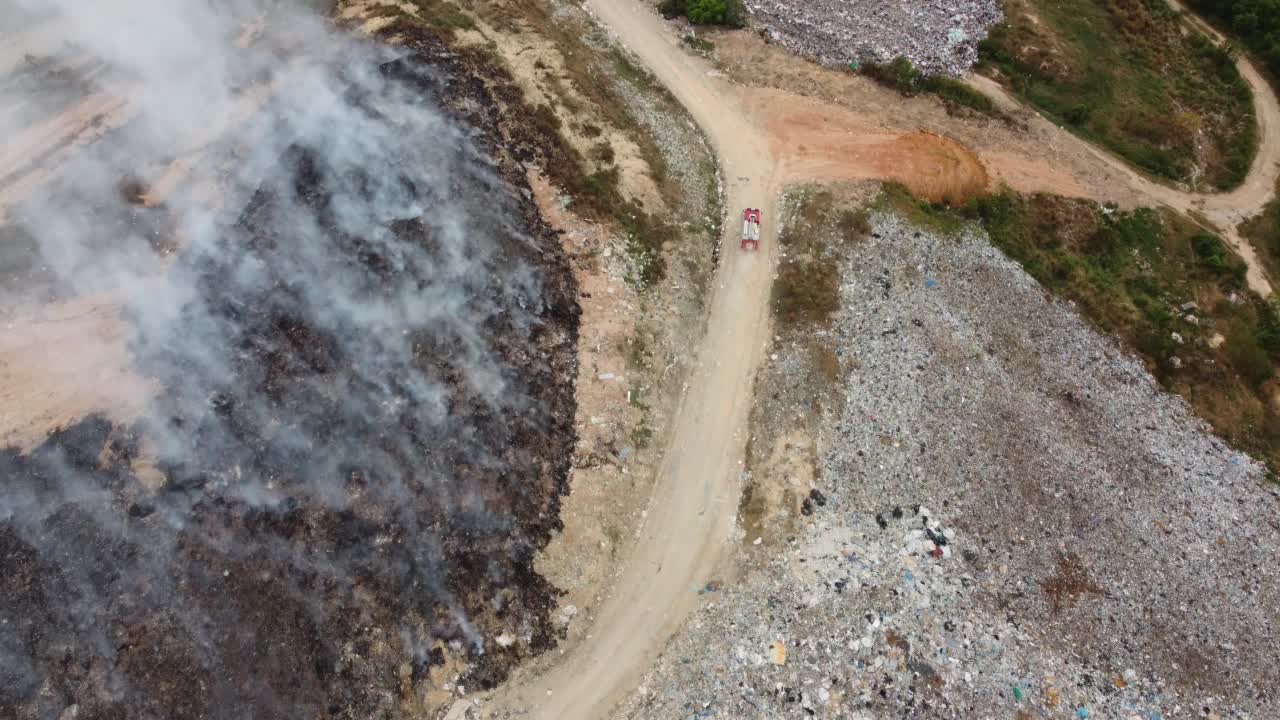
[1185,0,1280,80]
[682,34,716,55]
[658,0,746,27]
[927,190,1280,472]
[773,190,870,327]
[978,0,1256,191]
[395,0,476,33]
[1239,180,1280,281]
[875,182,967,235]
[861,57,1001,118]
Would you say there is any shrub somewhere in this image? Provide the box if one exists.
[861,57,998,116]
[1227,331,1275,386]
[773,258,839,326]
[659,0,746,27]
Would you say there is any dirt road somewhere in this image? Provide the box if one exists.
[479,2,780,718]
[965,3,1280,296]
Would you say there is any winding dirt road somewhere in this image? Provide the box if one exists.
[480,2,779,718]
[966,1,1280,296]
[970,69,1280,295]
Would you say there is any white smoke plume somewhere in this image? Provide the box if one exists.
[0,1,576,716]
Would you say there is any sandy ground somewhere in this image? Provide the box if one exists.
[0,294,156,451]
[754,88,989,203]
[0,14,283,448]
[525,171,658,642]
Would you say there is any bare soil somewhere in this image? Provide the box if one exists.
[0,294,156,451]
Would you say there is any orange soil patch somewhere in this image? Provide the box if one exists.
[751,88,989,204]
[0,294,157,451]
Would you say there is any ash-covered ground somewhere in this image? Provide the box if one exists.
[621,196,1280,719]
[1,3,579,719]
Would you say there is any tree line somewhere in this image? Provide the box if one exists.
[1185,0,1280,78]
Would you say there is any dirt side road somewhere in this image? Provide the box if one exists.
[967,0,1280,296]
[479,2,779,718]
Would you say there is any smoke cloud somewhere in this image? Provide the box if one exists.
[0,1,577,717]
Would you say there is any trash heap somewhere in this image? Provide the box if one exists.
[744,0,1003,76]
[619,212,1280,719]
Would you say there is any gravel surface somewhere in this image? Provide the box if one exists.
[618,210,1280,719]
[745,0,1003,76]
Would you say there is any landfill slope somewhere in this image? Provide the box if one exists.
[619,208,1280,719]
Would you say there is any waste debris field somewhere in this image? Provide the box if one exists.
[621,195,1280,719]
[744,0,1003,75]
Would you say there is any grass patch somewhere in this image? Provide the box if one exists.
[875,182,967,235]
[978,0,1256,191]
[682,34,716,56]
[772,190,871,328]
[1238,179,1280,281]
[861,57,1001,118]
[400,0,476,33]
[658,0,747,27]
[944,188,1280,472]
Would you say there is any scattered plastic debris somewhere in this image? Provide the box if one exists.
[611,210,1279,720]
[770,640,786,666]
[748,0,1003,76]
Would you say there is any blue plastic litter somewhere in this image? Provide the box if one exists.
[924,278,937,288]
[903,570,914,582]
[1076,707,1089,719]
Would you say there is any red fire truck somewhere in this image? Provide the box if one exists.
[741,208,761,250]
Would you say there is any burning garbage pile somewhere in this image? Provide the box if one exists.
[745,0,1003,76]
[0,3,577,719]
